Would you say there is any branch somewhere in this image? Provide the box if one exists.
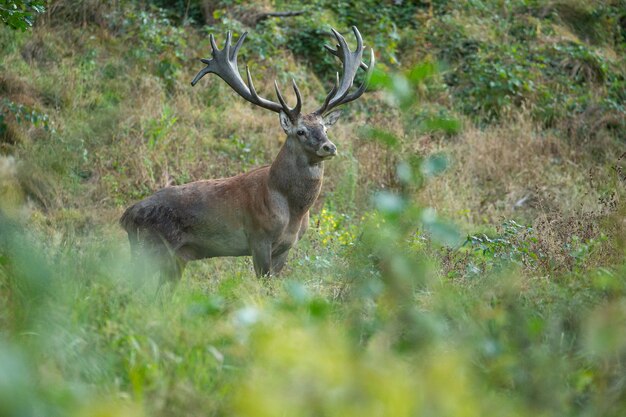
[255,10,305,24]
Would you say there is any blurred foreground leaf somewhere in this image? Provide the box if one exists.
[421,153,449,177]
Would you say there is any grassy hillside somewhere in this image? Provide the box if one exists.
[1,1,626,416]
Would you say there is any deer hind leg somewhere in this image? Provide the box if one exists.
[155,236,188,284]
[159,253,186,284]
[135,229,185,284]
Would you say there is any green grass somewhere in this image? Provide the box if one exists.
[3,203,626,416]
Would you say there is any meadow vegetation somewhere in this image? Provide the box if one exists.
[1,0,626,416]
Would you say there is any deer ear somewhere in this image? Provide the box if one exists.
[323,110,342,127]
[279,111,293,132]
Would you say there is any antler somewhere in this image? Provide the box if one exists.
[191,31,302,122]
[315,26,375,116]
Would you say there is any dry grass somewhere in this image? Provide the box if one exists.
[419,115,621,228]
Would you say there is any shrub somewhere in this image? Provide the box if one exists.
[0,0,44,30]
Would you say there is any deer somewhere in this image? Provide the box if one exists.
[120,27,375,280]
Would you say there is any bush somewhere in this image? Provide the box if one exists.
[0,0,44,30]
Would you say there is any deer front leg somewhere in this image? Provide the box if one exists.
[271,249,290,275]
[297,211,310,241]
[250,238,272,277]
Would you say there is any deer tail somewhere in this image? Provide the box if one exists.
[120,205,139,252]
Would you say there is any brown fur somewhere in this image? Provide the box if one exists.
[120,112,339,279]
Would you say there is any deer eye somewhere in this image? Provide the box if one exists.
[297,130,305,136]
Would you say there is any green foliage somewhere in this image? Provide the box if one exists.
[454,45,535,121]
[315,206,360,247]
[0,0,44,31]
[4,193,624,416]
[150,0,206,25]
[537,0,626,47]
[0,97,52,135]
[423,2,626,126]
[554,42,608,83]
[283,19,339,79]
[120,7,189,90]
[145,105,177,149]
[316,0,405,64]
[464,220,540,275]
[320,0,420,30]
[439,36,619,123]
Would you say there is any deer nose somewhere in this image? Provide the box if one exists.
[322,143,337,155]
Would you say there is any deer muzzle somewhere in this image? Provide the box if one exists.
[317,142,337,158]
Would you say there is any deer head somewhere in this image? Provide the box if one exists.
[190,27,375,163]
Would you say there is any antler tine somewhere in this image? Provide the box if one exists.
[191,33,222,86]
[191,31,299,118]
[224,31,232,58]
[291,79,302,116]
[324,43,369,71]
[330,26,361,104]
[315,26,374,115]
[274,80,302,122]
[315,72,340,115]
[352,26,363,54]
[353,28,369,71]
[246,65,260,100]
[231,31,247,60]
[332,47,375,107]
[274,80,287,108]
[209,33,218,54]
[331,27,350,57]
[328,28,361,106]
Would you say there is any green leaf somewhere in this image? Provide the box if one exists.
[420,154,449,177]
[0,0,45,31]
[369,67,393,90]
[421,117,461,134]
[407,61,437,84]
[374,191,405,215]
[421,208,462,247]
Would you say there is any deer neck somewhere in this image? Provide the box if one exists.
[269,136,324,213]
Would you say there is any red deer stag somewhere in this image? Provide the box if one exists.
[120,27,375,279]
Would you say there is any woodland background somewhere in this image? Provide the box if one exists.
[1,0,626,416]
